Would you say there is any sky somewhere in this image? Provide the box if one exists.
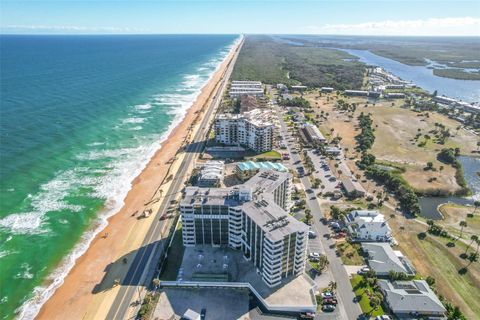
[1,0,479,36]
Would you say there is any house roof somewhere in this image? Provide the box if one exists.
[362,242,415,275]
[378,280,446,315]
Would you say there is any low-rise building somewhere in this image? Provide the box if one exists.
[346,210,391,242]
[301,123,326,146]
[291,85,307,91]
[229,80,264,98]
[340,177,366,198]
[198,160,225,187]
[321,87,334,93]
[384,92,406,99]
[215,109,274,153]
[277,83,288,93]
[378,280,446,318]
[235,161,288,181]
[345,90,369,96]
[361,242,415,276]
[325,146,342,156]
[433,95,456,106]
[180,170,306,287]
[384,84,405,90]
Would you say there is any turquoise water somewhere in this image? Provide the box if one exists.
[0,34,238,319]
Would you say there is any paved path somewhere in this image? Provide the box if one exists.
[275,102,362,320]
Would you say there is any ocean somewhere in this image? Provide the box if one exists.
[0,34,238,320]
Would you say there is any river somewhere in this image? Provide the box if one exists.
[419,156,480,220]
[341,48,480,103]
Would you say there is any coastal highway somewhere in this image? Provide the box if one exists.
[275,102,362,320]
[106,37,244,320]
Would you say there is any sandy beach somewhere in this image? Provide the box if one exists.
[35,38,241,320]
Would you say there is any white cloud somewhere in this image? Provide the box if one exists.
[305,17,480,36]
[2,25,147,33]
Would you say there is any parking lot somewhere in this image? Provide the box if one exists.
[307,150,339,194]
[154,287,250,320]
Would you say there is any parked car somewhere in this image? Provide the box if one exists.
[299,312,315,319]
[308,231,317,238]
[200,308,206,320]
[375,316,392,320]
[323,298,338,305]
[358,267,371,275]
[309,252,321,259]
[322,304,336,312]
[321,291,334,298]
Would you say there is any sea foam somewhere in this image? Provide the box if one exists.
[16,35,240,320]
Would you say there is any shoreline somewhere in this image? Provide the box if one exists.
[25,37,241,320]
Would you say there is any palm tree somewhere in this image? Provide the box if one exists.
[465,235,478,254]
[152,278,160,290]
[473,201,480,214]
[467,252,478,267]
[458,221,467,240]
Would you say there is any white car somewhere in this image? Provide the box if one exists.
[309,252,320,259]
[358,267,371,274]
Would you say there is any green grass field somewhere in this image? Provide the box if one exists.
[350,275,385,317]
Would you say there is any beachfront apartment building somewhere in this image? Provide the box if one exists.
[180,170,306,287]
[229,80,264,98]
[214,109,274,153]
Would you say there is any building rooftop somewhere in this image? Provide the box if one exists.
[237,161,287,173]
[341,177,366,194]
[301,123,325,143]
[362,242,415,275]
[216,109,274,127]
[378,280,446,315]
[182,170,307,242]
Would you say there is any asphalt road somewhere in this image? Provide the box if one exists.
[106,37,243,320]
[275,102,362,320]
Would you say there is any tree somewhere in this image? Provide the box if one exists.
[305,209,313,224]
[467,252,478,266]
[473,201,480,214]
[465,235,478,254]
[427,219,435,232]
[426,162,434,170]
[328,281,337,292]
[426,276,436,286]
[458,221,467,240]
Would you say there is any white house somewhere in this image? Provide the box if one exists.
[346,210,391,242]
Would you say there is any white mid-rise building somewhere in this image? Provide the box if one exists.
[180,170,306,287]
[229,80,264,98]
[215,109,274,153]
[346,210,392,242]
